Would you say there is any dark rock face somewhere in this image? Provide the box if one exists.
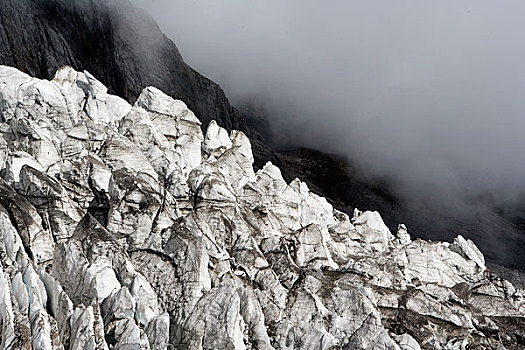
[0,0,274,168]
[0,0,221,120]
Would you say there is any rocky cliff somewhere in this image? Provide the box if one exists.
[0,65,523,349]
[0,0,275,169]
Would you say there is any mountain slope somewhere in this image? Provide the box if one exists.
[1,0,524,273]
[0,0,275,168]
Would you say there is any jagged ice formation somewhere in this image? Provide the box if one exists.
[0,65,523,349]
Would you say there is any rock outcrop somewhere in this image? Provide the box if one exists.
[0,65,523,349]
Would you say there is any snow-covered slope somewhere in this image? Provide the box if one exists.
[0,65,523,349]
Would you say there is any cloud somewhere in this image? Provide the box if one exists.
[130,0,525,216]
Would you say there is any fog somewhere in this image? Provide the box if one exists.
[131,0,525,217]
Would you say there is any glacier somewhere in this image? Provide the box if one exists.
[0,65,523,349]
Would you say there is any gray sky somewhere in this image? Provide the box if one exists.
[131,0,525,209]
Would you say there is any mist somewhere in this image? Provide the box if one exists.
[130,0,525,222]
